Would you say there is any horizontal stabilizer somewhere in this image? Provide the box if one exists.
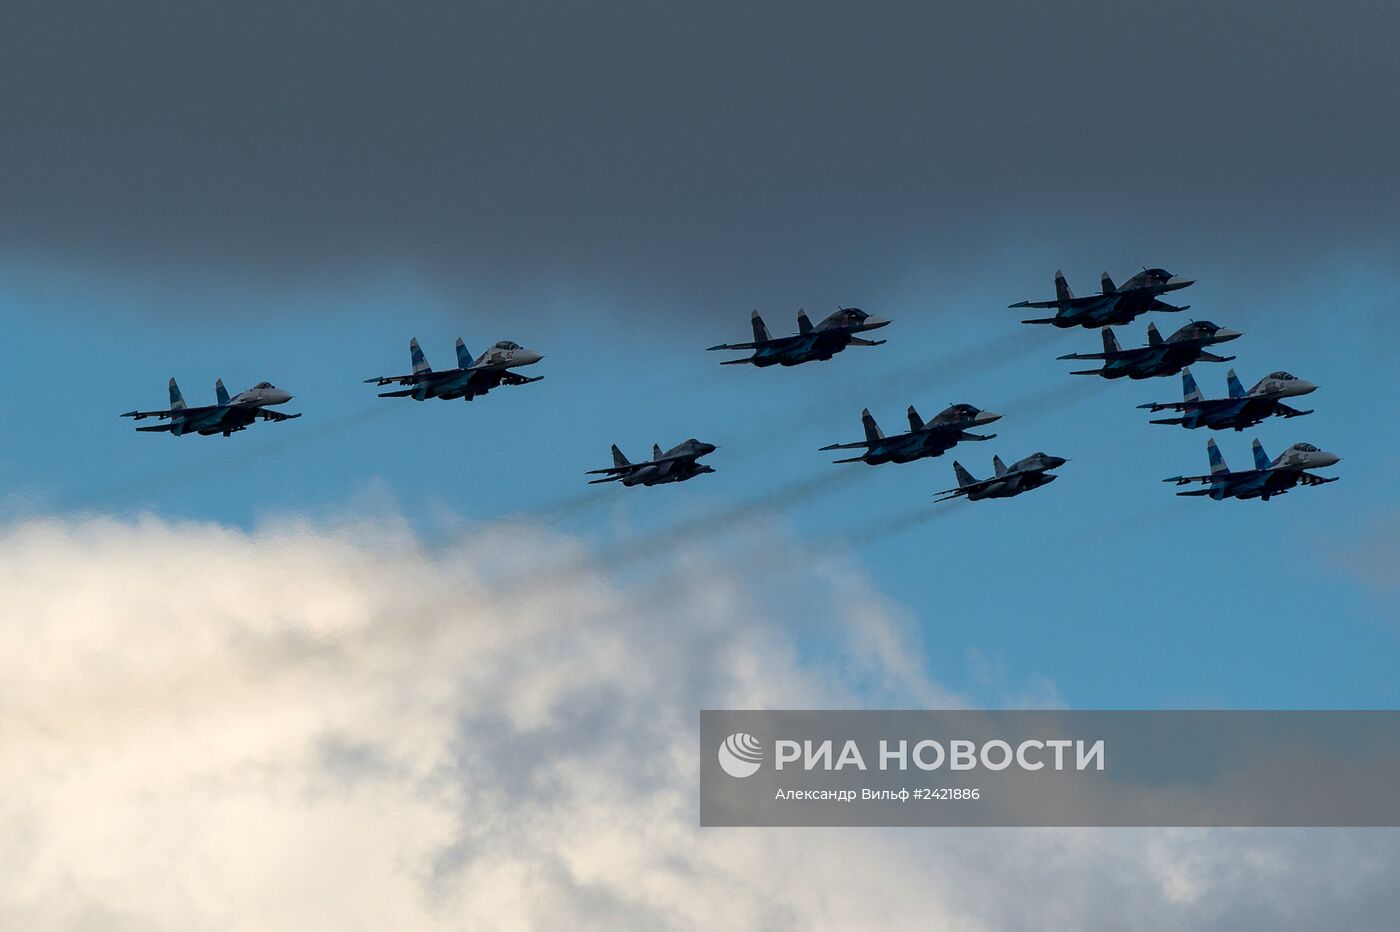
[718,357,755,365]
[1020,316,1060,325]
[847,337,886,346]
[1196,352,1236,364]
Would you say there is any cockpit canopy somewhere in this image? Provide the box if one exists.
[493,340,521,350]
[1267,371,1296,380]
[947,403,980,417]
[253,381,274,389]
[1292,442,1319,452]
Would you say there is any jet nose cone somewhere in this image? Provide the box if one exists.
[1317,452,1341,467]
[975,411,1002,425]
[1045,455,1068,469]
[520,350,544,365]
[862,316,892,330]
[1166,275,1194,288]
[1292,380,1318,395]
[273,390,293,403]
[700,442,718,455]
[1213,328,1243,342]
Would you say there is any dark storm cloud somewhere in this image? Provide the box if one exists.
[2,1,1397,315]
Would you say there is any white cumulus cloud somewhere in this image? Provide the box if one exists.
[0,514,1395,930]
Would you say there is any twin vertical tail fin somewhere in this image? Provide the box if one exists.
[1226,369,1246,399]
[611,445,630,468]
[796,309,813,334]
[215,379,231,406]
[410,338,432,375]
[906,406,924,431]
[1100,271,1116,294]
[1207,439,1230,475]
[1054,271,1073,305]
[1146,323,1164,347]
[1101,328,1122,355]
[1252,439,1271,471]
[652,443,664,461]
[993,455,1008,476]
[1182,368,1202,403]
[750,310,772,343]
[455,338,475,369]
[861,409,884,444]
[168,378,187,410]
[953,461,977,488]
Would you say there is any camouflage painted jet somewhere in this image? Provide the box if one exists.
[1139,368,1317,430]
[934,452,1067,502]
[1164,438,1339,501]
[365,338,543,401]
[819,403,1001,465]
[1010,268,1194,328]
[1058,321,1241,380]
[121,379,299,437]
[707,308,890,367]
[586,439,718,487]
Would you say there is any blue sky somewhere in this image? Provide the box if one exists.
[3,241,1394,711]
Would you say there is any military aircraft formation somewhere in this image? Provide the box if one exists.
[120,273,1338,505]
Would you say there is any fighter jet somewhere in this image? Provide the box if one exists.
[121,379,299,437]
[1164,438,1340,501]
[934,452,1067,502]
[1139,368,1317,430]
[365,338,543,401]
[1011,268,1194,328]
[706,308,890,367]
[586,439,718,487]
[819,404,1001,465]
[1058,321,1242,380]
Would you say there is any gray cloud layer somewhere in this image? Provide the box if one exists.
[3,2,1397,311]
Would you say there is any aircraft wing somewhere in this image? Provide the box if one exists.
[1137,398,1227,413]
[364,373,416,386]
[120,405,218,420]
[933,474,1005,501]
[1274,403,1313,418]
[818,439,869,451]
[1009,295,1102,310]
[256,409,302,422]
[705,340,760,351]
[1296,472,1338,486]
[1162,470,1248,486]
[585,464,632,476]
[499,372,543,386]
[363,370,458,387]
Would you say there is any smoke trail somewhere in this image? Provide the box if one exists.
[486,467,870,594]
[71,402,397,512]
[839,498,972,546]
